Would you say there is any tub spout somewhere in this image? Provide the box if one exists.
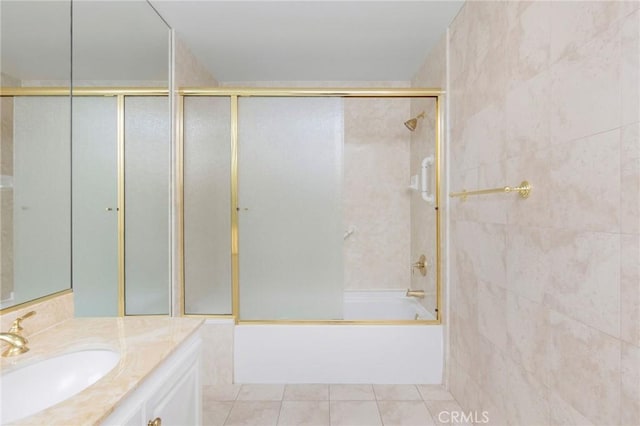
[406,289,425,299]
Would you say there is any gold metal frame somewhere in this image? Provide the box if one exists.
[176,95,185,316]
[0,87,168,97]
[230,96,240,319]
[0,289,72,315]
[178,88,444,326]
[179,87,441,97]
[435,95,443,322]
[117,95,126,316]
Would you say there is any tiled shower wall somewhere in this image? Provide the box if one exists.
[343,96,412,291]
[439,1,639,425]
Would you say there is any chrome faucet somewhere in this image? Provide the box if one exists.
[1,311,35,357]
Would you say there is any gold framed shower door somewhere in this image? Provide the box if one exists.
[177,87,444,326]
[0,87,169,316]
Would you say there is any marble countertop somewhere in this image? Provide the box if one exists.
[1,316,204,426]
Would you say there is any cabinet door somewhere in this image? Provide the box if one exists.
[145,357,201,426]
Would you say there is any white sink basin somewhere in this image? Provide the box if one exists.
[0,349,120,424]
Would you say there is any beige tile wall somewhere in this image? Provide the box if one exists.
[343,97,412,291]
[175,37,219,88]
[432,1,640,425]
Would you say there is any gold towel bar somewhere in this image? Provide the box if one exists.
[449,181,531,200]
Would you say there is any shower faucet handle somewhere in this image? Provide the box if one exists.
[412,255,427,276]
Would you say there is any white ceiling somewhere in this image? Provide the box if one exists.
[1,0,169,83]
[152,0,464,82]
[0,1,463,84]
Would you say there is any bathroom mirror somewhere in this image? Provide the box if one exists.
[71,0,172,316]
[0,0,72,310]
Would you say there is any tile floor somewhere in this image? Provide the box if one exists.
[203,384,469,426]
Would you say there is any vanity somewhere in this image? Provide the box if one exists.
[0,316,203,425]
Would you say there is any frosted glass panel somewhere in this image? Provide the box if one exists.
[72,97,118,316]
[124,96,170,315]
[13,97,71,305]
[238,97,344,320]
[183,97,232,314]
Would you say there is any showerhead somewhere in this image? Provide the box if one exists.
[404,111,425,132]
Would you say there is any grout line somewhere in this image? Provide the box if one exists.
[375,398,385,426]
[221,401,233,426]
[274,401,283,426]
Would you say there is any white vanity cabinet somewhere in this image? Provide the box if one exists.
[102,333,202,426]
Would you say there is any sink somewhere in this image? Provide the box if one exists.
[0,349,120,424]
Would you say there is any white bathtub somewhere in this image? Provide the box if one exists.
[234,291,443,384]
[342,290,435,320]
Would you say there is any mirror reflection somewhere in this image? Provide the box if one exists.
[0,0,171,313]
[0,0,72,309]
[71,0,171,316]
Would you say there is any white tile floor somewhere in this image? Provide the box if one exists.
[203,384,467,426]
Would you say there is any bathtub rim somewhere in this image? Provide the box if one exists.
[182,314,441,326]
[183,290,441,324]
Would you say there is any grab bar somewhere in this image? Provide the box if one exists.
[421,156,434,204]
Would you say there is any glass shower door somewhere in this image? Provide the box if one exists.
[238,97,344,320]
[72,96,119,316]
[183,97,232,315]
[124,96,170,315]
[13,97,71,305]
[73,95,170,316]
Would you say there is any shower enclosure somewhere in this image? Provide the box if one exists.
[180,88,442,325]
[72,92,171,316]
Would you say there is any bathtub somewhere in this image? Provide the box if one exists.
[234,291,443,384]
[342,290,435,320]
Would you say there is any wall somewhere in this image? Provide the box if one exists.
[175,37,219,88]
[343,96,411,291]
[442,1,640,425]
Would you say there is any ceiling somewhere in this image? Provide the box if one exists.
[0,1,463,84]
[1,0,169,83]
[151,0,464,82]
